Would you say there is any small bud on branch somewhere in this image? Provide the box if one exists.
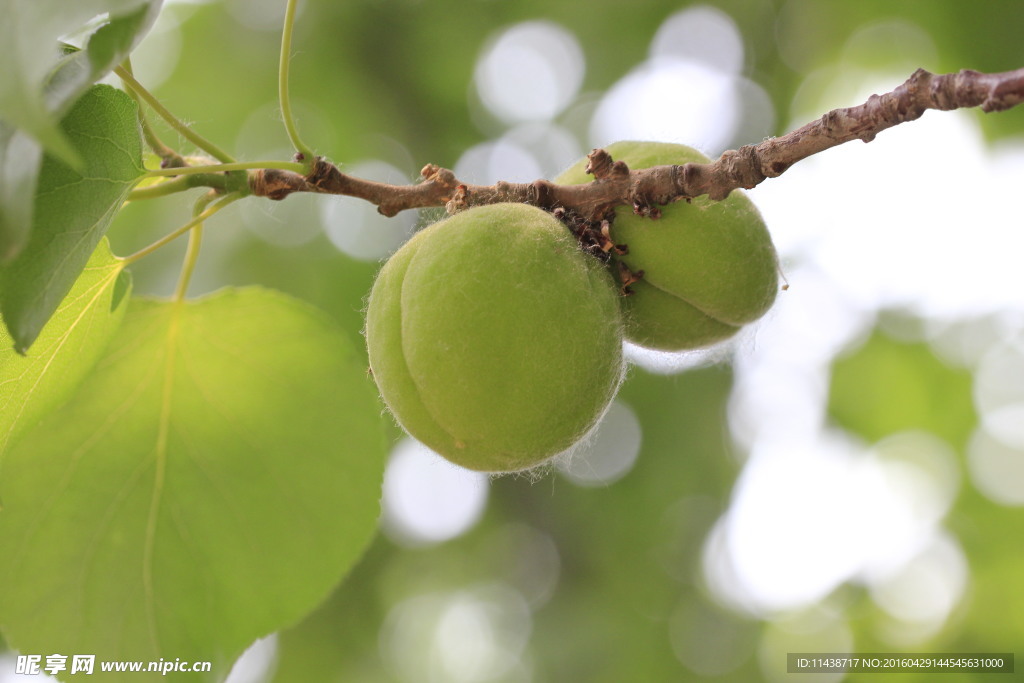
[249,66,1024,221]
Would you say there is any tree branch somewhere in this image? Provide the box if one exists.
[248,66,1024,220]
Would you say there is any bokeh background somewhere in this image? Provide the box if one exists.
[9,0,1024,680]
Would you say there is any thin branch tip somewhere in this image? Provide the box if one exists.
[245,66,1024,219]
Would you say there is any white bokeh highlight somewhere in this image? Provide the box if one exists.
[484,524,561,609]
[475,21,584,124]
[237,190,324,248]
[453,138,543,186]
[0,655,57,682]
[381,439,490,547]
[558,400,642,487]
[973,336,1024,450]
[321,161,420,260]
[590,57,738,155]
[224,635,278,683]
[705,431,956,614]
[868,532,968,644]
[968,428,1024,506]
[500,123,583,180]
[590,6,772,155]
[380,583,532,683]
[650,5,745,74]
[669,596,757,677]
[124,0,186,91]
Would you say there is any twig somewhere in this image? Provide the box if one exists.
[242,66,1024,220]
[687,66,1024,200]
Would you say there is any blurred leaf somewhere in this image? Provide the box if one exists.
[47,2,164,117]
[0,238,130,455]
[0,0,160,165]
[0,287,386,680]
[0,84,144,353]
[0,1,159,262]
[271,539,391,683]
[0,124,44,263]
[829,331,976,449]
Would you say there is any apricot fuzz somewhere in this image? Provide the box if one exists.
[557,141,780,351]
[364,203,624,473]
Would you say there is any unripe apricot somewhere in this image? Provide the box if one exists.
[365,203,624,473]
[557,141,779,351]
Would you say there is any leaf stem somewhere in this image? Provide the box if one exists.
[119,59,187,168]
[128,169,247,200]
[127,176,198,201]
[144,160,306,178]
[279,0,315,171]
[114,65,236,164]
[124,192,242,265]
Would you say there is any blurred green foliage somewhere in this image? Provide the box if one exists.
[829,332,976,450]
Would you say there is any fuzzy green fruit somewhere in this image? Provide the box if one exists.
[557,141,780,351]
[365,203,624,473]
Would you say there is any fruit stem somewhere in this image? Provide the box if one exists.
[279,0,316,172]
[114,65,236,165]
[127,176,194,201]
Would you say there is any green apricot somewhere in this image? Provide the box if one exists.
[557,141,780,351]
[365,203,625,473]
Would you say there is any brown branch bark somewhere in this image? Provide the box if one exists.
[249,67,1024,220]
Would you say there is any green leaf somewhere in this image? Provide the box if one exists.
[828,330,977,449]
[0,0,161,165]
[0,287,386,680]
[0,84,144,353]
[0,238,130,456]
[270,547,386,683]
